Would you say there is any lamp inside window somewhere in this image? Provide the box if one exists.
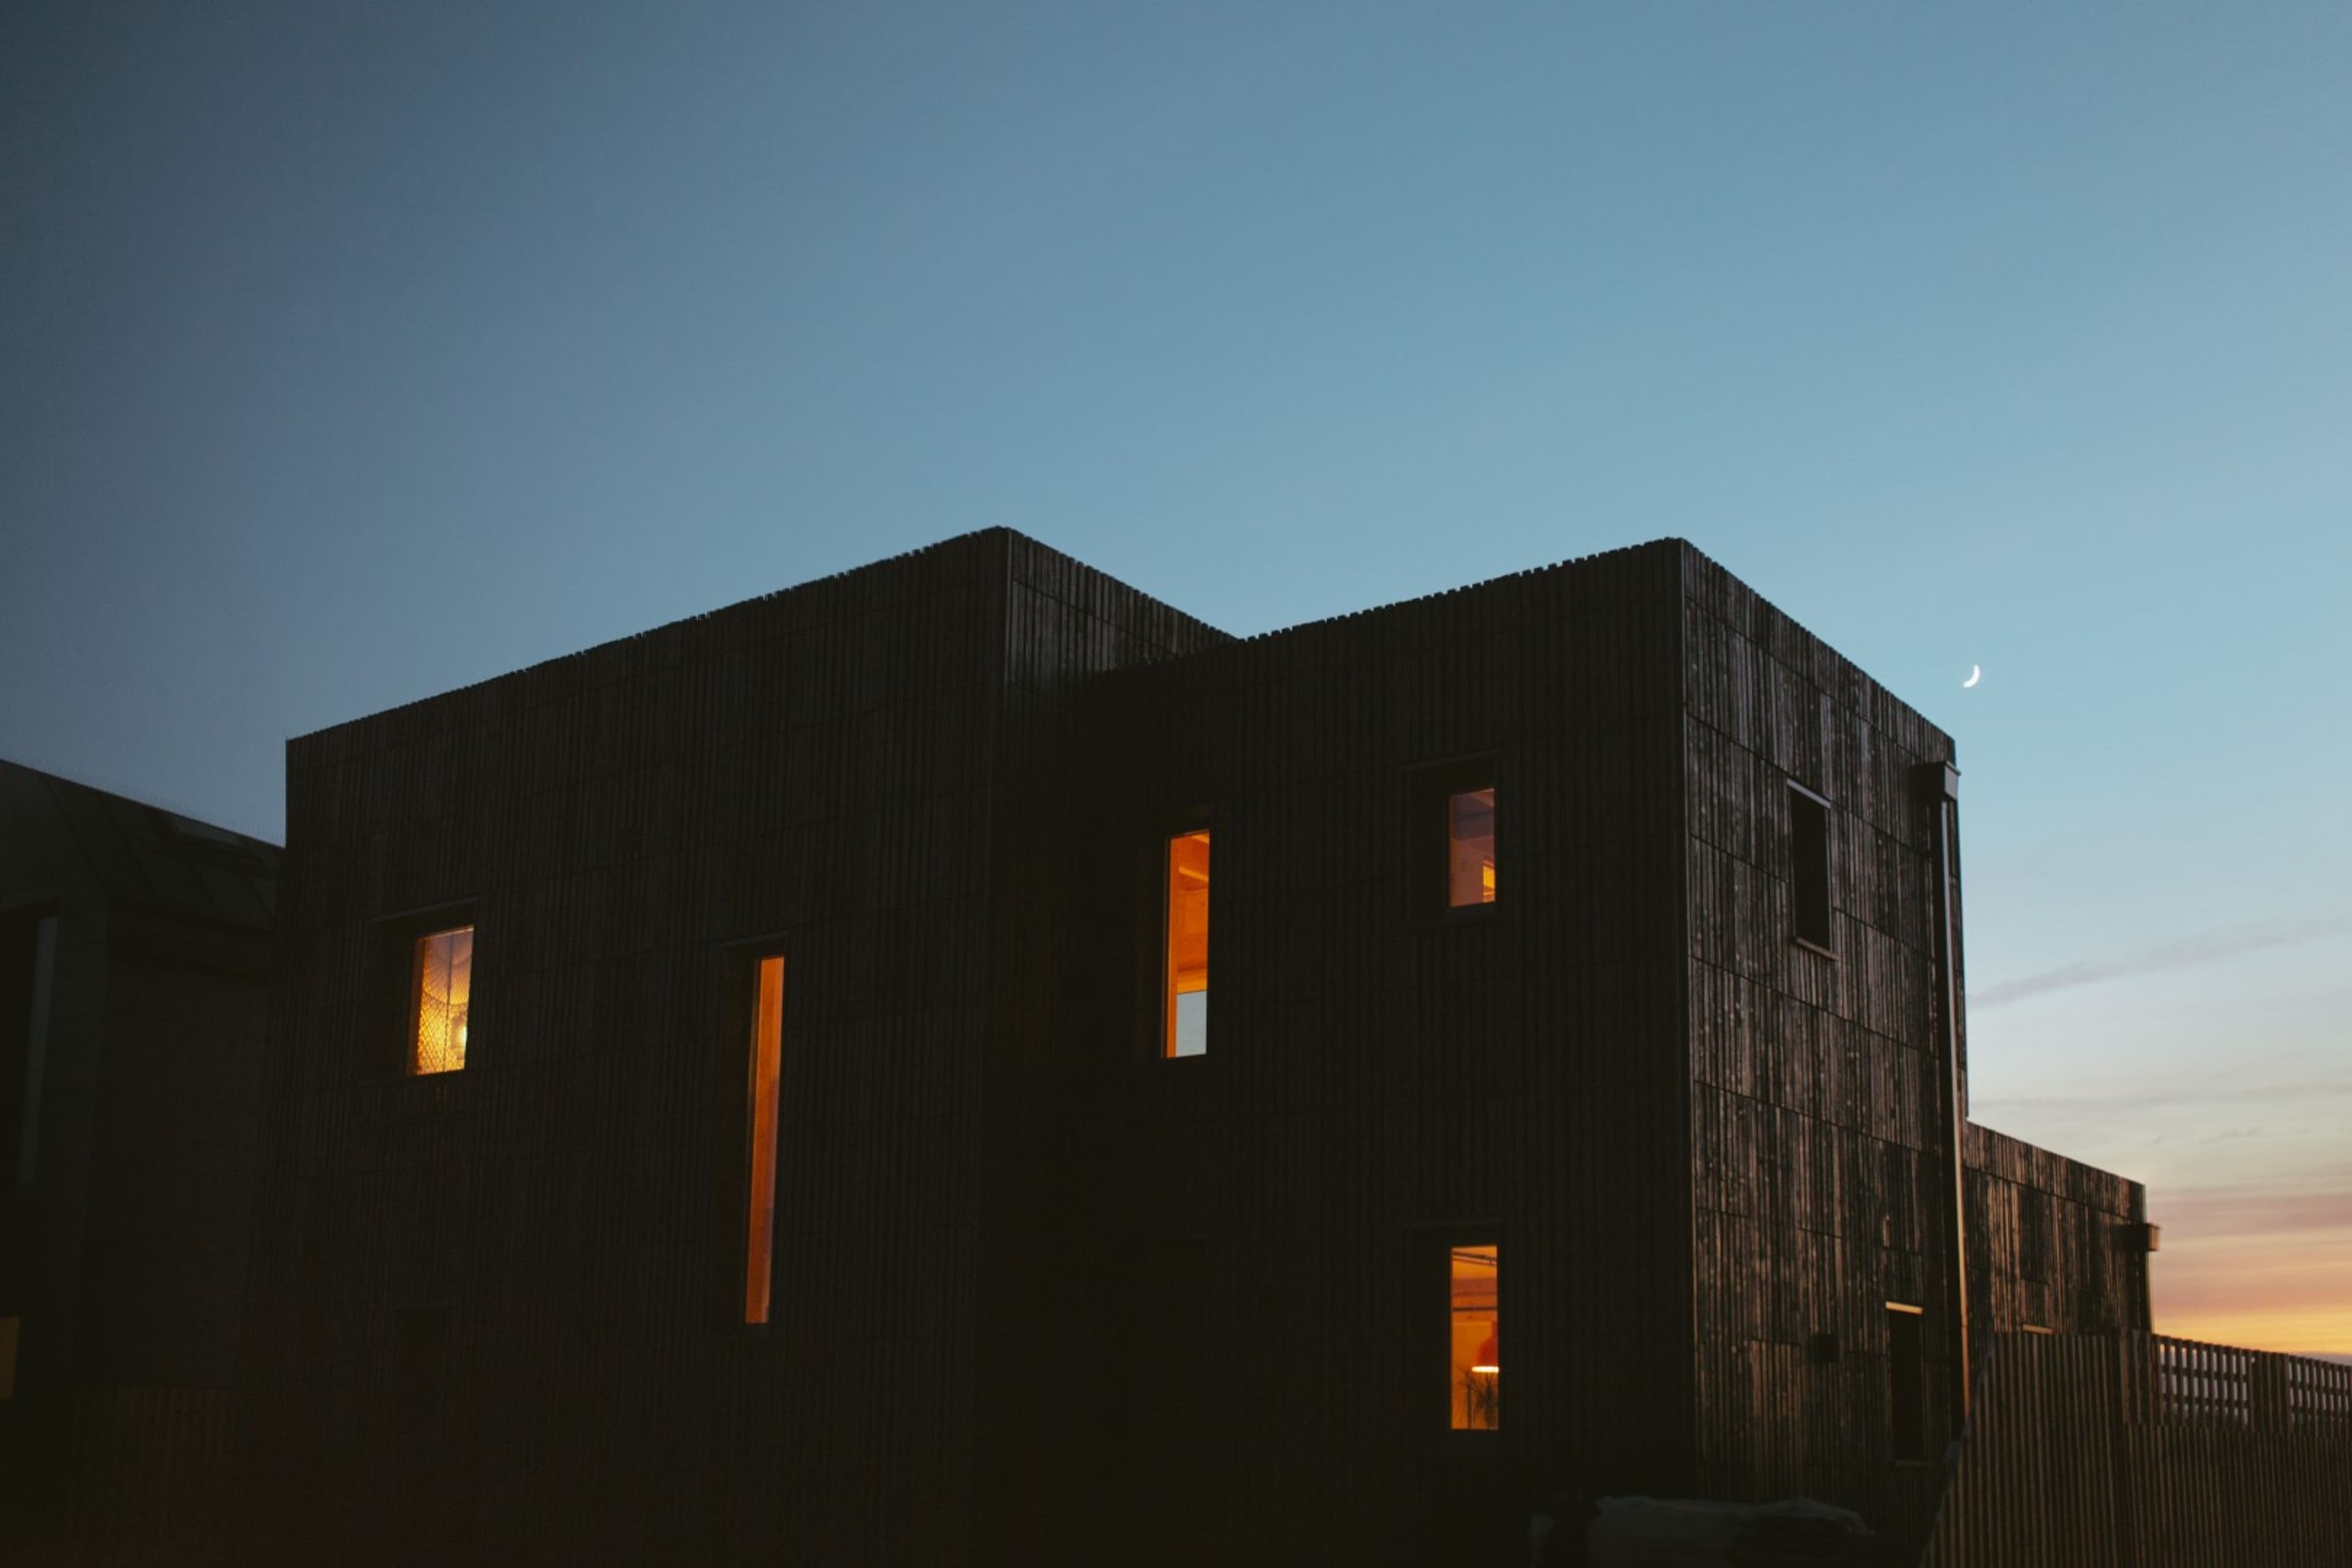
[1450,1243,1500,1430]
[409,927,473,1075]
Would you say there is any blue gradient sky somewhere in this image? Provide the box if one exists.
[4,3,2347,1350]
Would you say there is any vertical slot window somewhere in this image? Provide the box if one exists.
[408,927,473,1075]
[0,1313,17,1400]
[1888,1302,1926,1461]
[1163,830,1210,1058]
[3,913,59,1187]
[1789,785,1833,951]
[1447,787,1496,908]
[744,955,785,1323]
[1450,1243,1501,1431]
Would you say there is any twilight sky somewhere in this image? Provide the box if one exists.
[4,2,2347,1354]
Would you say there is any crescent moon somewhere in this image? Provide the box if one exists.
[1963,665,1981,688]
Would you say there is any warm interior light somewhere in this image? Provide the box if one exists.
[1450,1244,1500,1430]
[1448,788,1496,908]
[1163,830,1210,1057]
[744,956,785,1324]
[409,927,473,1075]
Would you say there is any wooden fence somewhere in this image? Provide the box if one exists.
[1920,1332,2352,1567]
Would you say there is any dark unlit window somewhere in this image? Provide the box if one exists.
[1163,831,1210,1058]
[1789,785,1832,951]
[744,955,785,1324]
[1450,1244,1501,1431]
[1888,1302,1927,1461]
[1,913,56,1186]
[0,1313,17,1400]
[408,927,473,1075]
[1448,788,1497,908]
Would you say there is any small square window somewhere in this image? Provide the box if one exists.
[408,926,473,1076]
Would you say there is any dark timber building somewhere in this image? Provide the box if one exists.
[235,532,2153,1564]
[0,761,278,1565]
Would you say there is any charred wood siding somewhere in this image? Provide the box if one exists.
[1964,1123,2150,1338]
[244,532,1221,1567]
[1067,541,1695,1562]
[1680,546,1963,1543]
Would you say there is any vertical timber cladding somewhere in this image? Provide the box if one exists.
[1679,545,1962,1536]
[252,532,1115,1567]
[1963,1124,2151,1336]
[1072,541,1697,1562]
[966,535,1231,1566]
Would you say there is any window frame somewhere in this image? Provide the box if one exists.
[1787,781,1835,957]
[1886,1300,1929,1464]
[1139,813,1213,1063]
[366,902,480,1084]
[1,904,58,1188]
[714,935,793,1330]
[1406,756,1501,925]
[1425,1224,1505,1439]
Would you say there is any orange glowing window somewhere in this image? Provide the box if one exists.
[1163,830,1210,1058]
[407,927,472,1075]
[1450,1244,1500,1431]
[744,955,785,1324]
[1447,788,1496,908]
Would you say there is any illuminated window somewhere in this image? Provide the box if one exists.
[1887,1302,1926,1461]
[744,954,785,1324]
[1789,785,1832,951]
[1450,1243,1500,1431]
[1447,787,1496,908]
[407,927,472,1075]
[1163,830,1210,1058]
[1410,760,1497,918]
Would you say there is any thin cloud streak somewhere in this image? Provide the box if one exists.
[1973,1078,2352,1118]
[1971,914,2347,1011]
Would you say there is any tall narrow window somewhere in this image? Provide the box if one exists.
[1887,1302,1926,1461]
[0,1313,17,1400]
[1450,1243,1501,1431]
[2,912,57,1186]
[1163,830,1210,1058]
[1448,787,1496,908]
[408,926,473,1075]
[1789,785,1833,951]
[744,955,785,1324]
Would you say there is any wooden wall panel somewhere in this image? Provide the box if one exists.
[1060,540,1695,1564]
[246,532,1224,1566]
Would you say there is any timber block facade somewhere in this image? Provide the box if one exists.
[236,530,2149,1565]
